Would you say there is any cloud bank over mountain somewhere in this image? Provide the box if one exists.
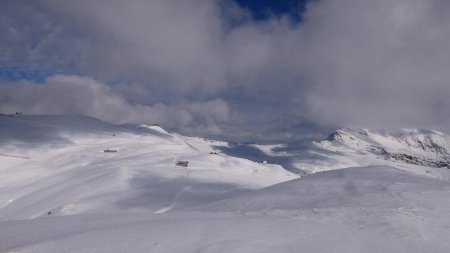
[1,0,450,140]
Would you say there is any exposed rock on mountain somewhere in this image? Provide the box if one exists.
[319,128,450,168]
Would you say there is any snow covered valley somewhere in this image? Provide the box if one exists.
[1,115,450,252]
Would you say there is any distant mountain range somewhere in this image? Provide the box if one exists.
[318,128,450,168]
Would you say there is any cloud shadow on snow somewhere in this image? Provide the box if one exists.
[115,173,251,212]
[213,141,336,173]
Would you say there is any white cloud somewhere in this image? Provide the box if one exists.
[1,0,450,140]
[301,0,450,130]
[0,75,231,137]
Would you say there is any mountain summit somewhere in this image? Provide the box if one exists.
[318,128,450,168]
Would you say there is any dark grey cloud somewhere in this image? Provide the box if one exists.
[1,0,450,141]
[301,0,450,130]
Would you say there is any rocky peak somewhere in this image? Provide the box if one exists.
[319,128,450,168]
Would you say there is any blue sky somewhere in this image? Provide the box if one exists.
[234,0,308,20]
[0,65,48,83]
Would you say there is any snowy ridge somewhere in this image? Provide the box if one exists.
[318,128,450,168]
[2,166,450,253]
[2,115,450,252]
[196,166,450,213]
[0,114,296,220]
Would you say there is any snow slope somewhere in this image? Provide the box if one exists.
[2,166,450,253]
[2,115,450,252]
[196,166,450,213]
[0,114,296,220]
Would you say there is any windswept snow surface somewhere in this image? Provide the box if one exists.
[0,114,295,220]
[1,115,450,252]
[1,166,450,253]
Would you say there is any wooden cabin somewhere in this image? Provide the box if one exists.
[176,161,189,167]
[104,149,118,153]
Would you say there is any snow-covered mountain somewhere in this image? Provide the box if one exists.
[319,128,450,168]
[225,127,450,180]
[2,114,450,253]
[0,114,296,220]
